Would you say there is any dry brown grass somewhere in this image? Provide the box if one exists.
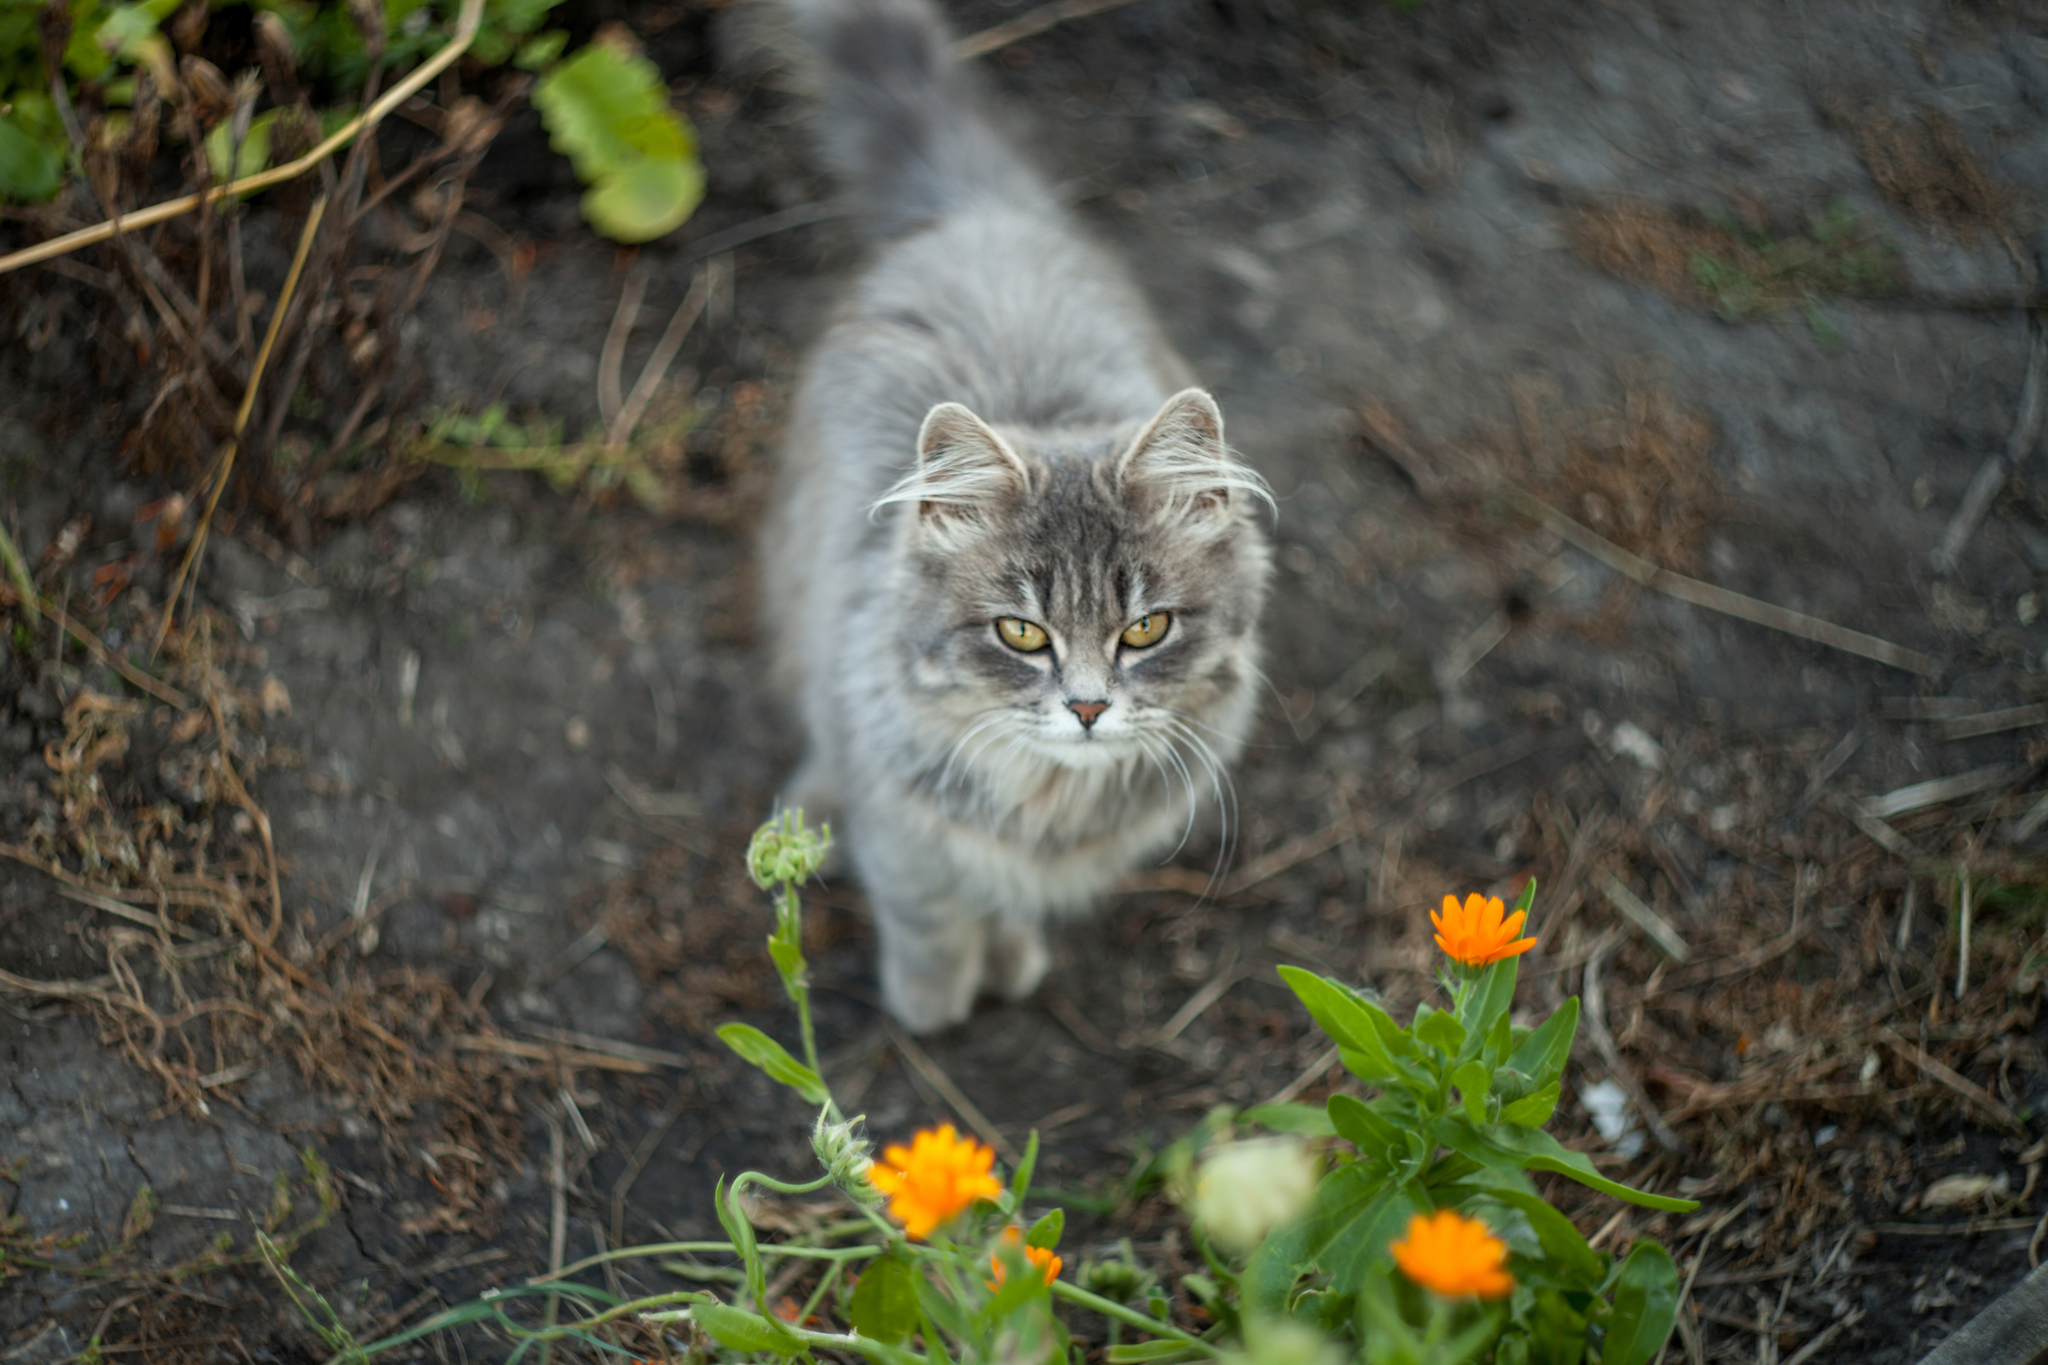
[1821,96,2020,239]
[1,608,548,1252]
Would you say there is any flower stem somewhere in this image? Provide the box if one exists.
[1051,1283,1223,1358]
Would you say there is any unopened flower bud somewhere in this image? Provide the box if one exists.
[812,1112,884,1209]
[1079,1258,1148,1303]
[747,810,832,889]
[1188,1137,1318,1254]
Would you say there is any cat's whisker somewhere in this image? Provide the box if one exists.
[1158,714,1238,895]
[1135,730,1199,862]
[931,707,1015,796]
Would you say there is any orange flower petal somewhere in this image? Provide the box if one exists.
[1390,1209,1515,1299]
[1433,891,1540,968]
[868,1124,1002,1240]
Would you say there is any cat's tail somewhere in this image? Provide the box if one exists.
[779,0,1045,239]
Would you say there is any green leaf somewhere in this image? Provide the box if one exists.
[205,110,279,187]
[1508,997,1580,1087]
[767,934,806,984]
[1242,1161,1422,1309]
[532,40,704,243]
[1602,1240,1680,1365]
[1452,1060,1492,1125]
[1414,1003,1467,1055]
[712,1177,764,1305]
[1107,1343,1202,1363]
[0,116,62,202]
[1500,1081,1561,1128]
[716,1023,829,1104]
[1428,1119,1698,1212]
[1279,967,1418,1058]
[1441,1186,1604,1290]
[1025,1208,1063,1250]
[1459,956,1520,1058]
[980,1237,1053,1328]
[515,29,569,69]
[846,1245,920,1345]
[1011,1128,1040,1207]
[692,1301,804,1357]
[1241,1102,1338,1137]
[1325,1094,1402,1157]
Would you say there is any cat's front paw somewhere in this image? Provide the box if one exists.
[986,919,1050,1003]
[879,929,982,1034]
[883,969,978,1035]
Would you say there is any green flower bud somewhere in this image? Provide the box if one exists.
[747,810,832,890]
[812,1111,884,1209]
[1490,1066,1534,1104]
[1079,1257,1149,1303]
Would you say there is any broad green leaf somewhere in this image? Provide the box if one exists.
[1523,1287,1591,1365]
[1317,1183,1433,1296]
[1279,967,1418,1059]
[1414,1002,1467,1055]
[716,1022,830,1104]
[1026,1208,1063,1250]
[581,156,703,243]
[846,1245,920,1345]
[1241,1102,1338,1137]
[533,41,704,243]
[1326,1093,1402,1157]
[1509,997,1580,1087]
[0,116,61,202]
[1278,965,1378,1052]
[1452,1059,1492,1125]
[1500,1081,1562,1128]
[1242,1160,1420,1309]
[1601,1240,1680,1365]
[1429,1119,1698,1212]
[1513,877,1538,916]
[1484,1010,1516,1067]
[692,1301,804,1357]
[1459,956,1520,1058]
[1441,1185,1604,1290]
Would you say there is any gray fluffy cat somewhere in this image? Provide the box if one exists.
[761,0,1272,1032]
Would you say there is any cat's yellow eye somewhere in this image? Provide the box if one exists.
[996,617,1050,652]
[1121,612,1171,649]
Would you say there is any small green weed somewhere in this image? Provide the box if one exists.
[1575,197,1902,340]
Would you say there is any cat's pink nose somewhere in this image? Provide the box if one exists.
[1067,699,1109,728]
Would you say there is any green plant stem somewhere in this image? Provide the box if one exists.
[1051,1283,1223,1358]
[798,1259,845,1326]
[779,883,822,1078]
[541,1238,883,1285]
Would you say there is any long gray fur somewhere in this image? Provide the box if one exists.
[761,0,1273,1032]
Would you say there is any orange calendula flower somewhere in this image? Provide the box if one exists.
[1390,1209,1515,1298]
[868,1124,1002,1239]
[1432,892,1537,968]
[987,1226,1061,1289]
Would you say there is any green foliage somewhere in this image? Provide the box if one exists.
[1687,198,1901,337]
[0,0,700,246]
[531,38,703,243]
[1216,881,1695,1365]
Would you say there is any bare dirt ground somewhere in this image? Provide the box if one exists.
[5,0,2048,1360]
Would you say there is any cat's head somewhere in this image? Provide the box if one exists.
[871,388,1272,773]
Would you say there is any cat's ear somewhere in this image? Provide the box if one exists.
[874,402,1030,541]
[1117,389,1270,528]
